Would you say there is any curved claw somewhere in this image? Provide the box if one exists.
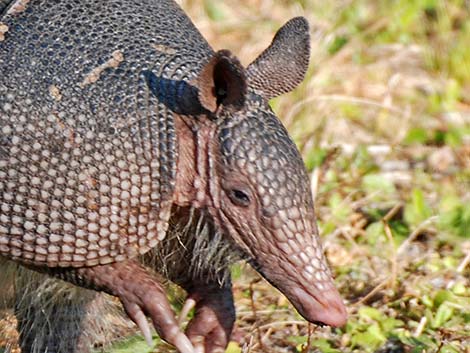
[75,261,196,353]
[121,281,196,353]
[124,301,153,346]
[171,331,195,353]
[178,297,197,327]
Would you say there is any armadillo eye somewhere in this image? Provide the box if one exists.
[229,189,251,207]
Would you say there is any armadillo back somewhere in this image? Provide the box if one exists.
[0,0,211,268]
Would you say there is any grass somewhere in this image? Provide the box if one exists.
[109,0,470,352]
[1,0,469,352]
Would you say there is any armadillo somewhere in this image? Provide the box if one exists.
[0,0,347,352]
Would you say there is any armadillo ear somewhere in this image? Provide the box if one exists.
[247,17,310,100]
[197,50,247,113]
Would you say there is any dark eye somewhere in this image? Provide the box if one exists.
[229,188,251,207]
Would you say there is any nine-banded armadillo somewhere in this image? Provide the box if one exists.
[0,0,347,352]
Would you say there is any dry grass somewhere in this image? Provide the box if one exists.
[178,1,470,352]
[1,1,469,352]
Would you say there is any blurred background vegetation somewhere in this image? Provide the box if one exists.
[177,1,470,351]
[81,0,470,352]
[1,0,469,352]
[175,1,470,352]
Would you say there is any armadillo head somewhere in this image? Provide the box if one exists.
[192,17,347,327]
[215,100,347,327]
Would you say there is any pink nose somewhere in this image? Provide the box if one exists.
[292,285,347,327]
[316,287,348,327]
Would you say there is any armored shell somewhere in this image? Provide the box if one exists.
[0,0,212,267]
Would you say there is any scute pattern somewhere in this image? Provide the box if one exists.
[217,92,333,290]
[0,0,214,267]
[219,93,309,218]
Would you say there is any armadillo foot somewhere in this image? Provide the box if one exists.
[183,282,235,353]
[70,260,195,353]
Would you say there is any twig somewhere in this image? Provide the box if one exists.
[249,281,264,351]
[457,251,470,273]
[242,336,255,353]
[349,190,382,210]
[382,218,398,290]
[237,309,292,316]
[260,327,273,343]
[325,226,362,253]
[397,216,439,257]
[177,298,196,327]
[382,203,403,222]
[310,167,320,201]
[435,340,444,353]
[302,323,314,353]
[256,320,310,331]
[284,94,407,126]
[413,316,427,337]
[353,277,389,305]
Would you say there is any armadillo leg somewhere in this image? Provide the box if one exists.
[14,267,97,353]
[182,279,235,353]
[50,260,195,353]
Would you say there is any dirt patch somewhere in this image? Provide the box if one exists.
[0,23,8,42]
[0,311,19,353]
[79,50,124,88]
[153,44,177,55]
[49,85,62,101]
[6,0,30,15]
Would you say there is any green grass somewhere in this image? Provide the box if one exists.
[0,0,467,352]
[104,0,470,352]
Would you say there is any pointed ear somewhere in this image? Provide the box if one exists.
[197,50,247,113]
[247,17,310,100]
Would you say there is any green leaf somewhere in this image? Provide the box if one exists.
[441,345,461,353]
[404,188,432,226]
[433,290,455,308]
[328,35,349,55]
[358,306,384,321]
[288,335,307,345]
[404,127,429,144]
[451,281,467,295]
[304,147,328,171]
[421,294,434,308]
[439,194,470,237]
[311,338,342,353]
[381,317,404,332]
[225,341,242,353]
[351,323,386,350]
[445,128,463,147]
[389,220,410,241]
[230,263,242,280]
[352,145,377,173]
[362,173,396,198]
[203,0,225,21]
[104,335,159,353]
[365,222,385,245]
[432,303,454,328]
[367,324,386,342]
[328,192,352,223]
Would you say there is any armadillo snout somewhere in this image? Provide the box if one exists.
[291,283,347,327]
